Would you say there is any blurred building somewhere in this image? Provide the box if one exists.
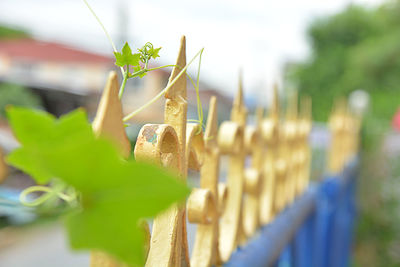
[0,38,113,92]
[0,38,231,122]
[0,38,113,115]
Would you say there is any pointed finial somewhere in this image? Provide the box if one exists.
[255,107,264,127]
[339,97,348,115]
[92,71,131,158]
[300,95,312,120]
[205,96,218,147]
[165,36,187,100]
[231,71,247,125]
[270,82,280,118]
[234,70,244,108]
[333,97,346,115]
[286,90,298,120]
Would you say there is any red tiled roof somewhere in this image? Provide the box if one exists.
[0,38,113,64]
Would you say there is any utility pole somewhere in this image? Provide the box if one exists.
[116,0,129,49]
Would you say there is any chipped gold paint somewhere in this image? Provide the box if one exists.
[139,36,190,267]
[84,35,364,267]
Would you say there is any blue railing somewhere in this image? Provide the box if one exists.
[225,159,358,267]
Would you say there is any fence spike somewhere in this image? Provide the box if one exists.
[218,76,247,261]
[145,35,190,267]
[301,95,312,121]
[286,90,298,120]
[275,84,291,212]
[92,71,131,158]
[165,35,187,100]
[231,73,247,126]
[271,82,280,119]
[205,96,218,147]
[243,107,264,236]
[283,90,299,204]
[255,107,264,127]
[292,96,312,196]
[90,71,150,267]
[259,84,280,223]
[190,96,222,267]
[81,35,362,267]
[328,97,348,173]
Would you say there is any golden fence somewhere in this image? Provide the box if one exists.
[89,36,360,267]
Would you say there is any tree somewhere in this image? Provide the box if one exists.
[0,83,42,118]
[0,25,42,119]
[287,2,400,128]
[0,25,28,39]
[286,2,400,266]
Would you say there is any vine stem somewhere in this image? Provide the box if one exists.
[123,48,204,122]
[20,185,75,207]
[119,65,129,99]
[83,0,125,76]
[147,65,176,71]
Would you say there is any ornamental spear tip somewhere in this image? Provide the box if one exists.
[165,35,187,100]
[205,96,218,147]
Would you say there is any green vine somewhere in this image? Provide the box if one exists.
[6,107,190,266]
[18,0,206,209]
[19,180,78,207]
[7,1,208,265]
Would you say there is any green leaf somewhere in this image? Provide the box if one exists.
[151,47,161,59]
[7,147,53,184]
[6,107,92,184]
[114,42,140,67]
[6,107,190,266]
[7,106,55,147]
[137,43,161,63]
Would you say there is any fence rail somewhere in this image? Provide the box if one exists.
[225,159,357,267]
[89,36,360,267]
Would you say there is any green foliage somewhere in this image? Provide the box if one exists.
[287,3,400,125]
[114,42,162,79]
[6,107,190,266]
[0,83,42,118]
[287,2,400,266]
[307,6,378,53]
[0,25,28,39]
[114,42,162,98]
[114,42,140,68]
[137,42,161,62]
[7,3,203,265]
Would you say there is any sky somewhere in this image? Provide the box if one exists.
[0,0,384,105]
